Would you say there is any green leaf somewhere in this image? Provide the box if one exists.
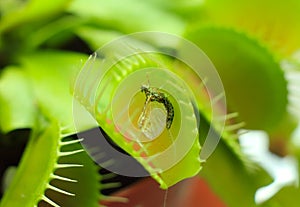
[0,67,36,133]
[185,27,288,131]
[0,0,71,33]
[19,51,89,134]
[25,15,86,51]
[0,51,94,134]
[143,0,205,19]
[68,0,185,35]
[200,139,268,207]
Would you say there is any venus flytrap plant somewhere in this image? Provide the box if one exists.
[184,10,300,206]
[281,52,300,121]
[72,43,202,189]
[71,31,256,198]
[184,27,290,177]
[73,30,255,192]
[1,0,300,206]
[0,51,127,207]
[0,25,254,207]
[193,0,300,142]
[197,1,300,149]
[0,119,101,207]
[185,26,288,132]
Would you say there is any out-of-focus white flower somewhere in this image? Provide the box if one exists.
[239,130,298,205]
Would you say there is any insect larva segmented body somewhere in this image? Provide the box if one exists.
[140,85,174,129]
